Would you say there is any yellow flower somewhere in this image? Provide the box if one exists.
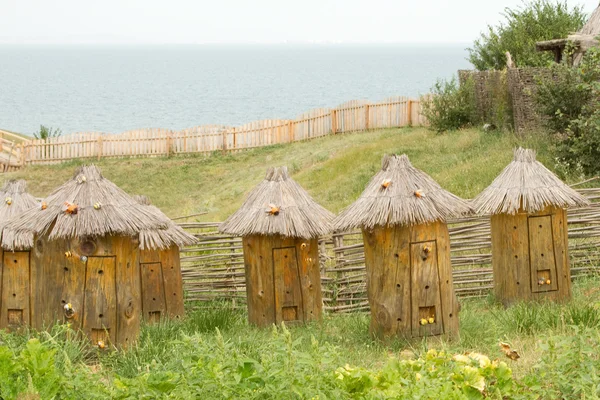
[420,318,428,326]
[415,373,422,381]
[453,354,470,364]
[428,317,435,324]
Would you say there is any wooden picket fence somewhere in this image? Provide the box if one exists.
[15,96,423,165]
[177,187,600,312]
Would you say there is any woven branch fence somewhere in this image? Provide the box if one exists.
[13,96,424,166]
[178,187,600,313]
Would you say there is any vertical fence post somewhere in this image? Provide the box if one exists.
[222,129,228,154]
[97,136,103,161]
[232,127,237,150]
[166,131,173,157]
[20,143,25,166]
[365,104,370,130]
[331,109,337,134]
[407,99,413,126]
[288,121,294,143]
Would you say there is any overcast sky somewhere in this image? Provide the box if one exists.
[0,0,598,45]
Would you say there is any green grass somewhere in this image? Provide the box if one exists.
[2,277,600,398]
[4,127,560,219]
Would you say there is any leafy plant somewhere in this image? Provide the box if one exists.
[468,0,585,70]
[421,76,476,133]
[535,45,600,175]
[33,125,62,140]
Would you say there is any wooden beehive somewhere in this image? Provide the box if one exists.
[0,180,39,331]
[473,149,588,305]
[219,167,333,327]
[335,155,471,339]
[2,166,196,347]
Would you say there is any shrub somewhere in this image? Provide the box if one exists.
[421,77,476,133]
[535,45,600,175]
[468,0,585,70]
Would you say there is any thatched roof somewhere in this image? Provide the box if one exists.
[536,4,600,63]
[0,180,39,251]
[132,195,198,250]
[3,165,171,250]
[219,166,334,239]
[334,154,472,231]
[472,148,589,215]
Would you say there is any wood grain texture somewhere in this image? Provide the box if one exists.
[242,235,322,327]
[0,251,30,329]
[491,206,571,305]
[363,221,459,339]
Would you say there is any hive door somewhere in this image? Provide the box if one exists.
[273,247,304,323]
[140,262,167,322]
[528,216,559,293]
[82,257,117,345]
[410,241,443,336]
[0,251,30,329]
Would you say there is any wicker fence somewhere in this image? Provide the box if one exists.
[14,96,423,166]
[177,187,600,313]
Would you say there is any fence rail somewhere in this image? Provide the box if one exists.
[16,96,423,165]
[177,187,600,312]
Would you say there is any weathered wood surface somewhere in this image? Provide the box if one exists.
[178,187,600,313]
[0,251,30,329]
[242,235,322,327]
[19,97,423,165]
[362,222,458,339]
[492,207,570,305]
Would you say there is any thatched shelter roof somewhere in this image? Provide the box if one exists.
[334,154,472,231]
[132,195,198,250]
[536,5,600,63]
[3,165,171,250]
[472,148,589,215]
[0,180,39,251]
[219,166,334,239]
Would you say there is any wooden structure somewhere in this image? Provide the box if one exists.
[0,180,39,330]
[14,96,425,166]
[2,165,195,346]
[133,195,196,322]
[536,4,600,65]
[335,155,471,339]
[472,148,589,305]
[219,167,333,327]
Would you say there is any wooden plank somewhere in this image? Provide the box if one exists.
[273,246,303,323]
[0,251,30,329]
[140,262,167,321]
[82,256,117,345]
[528,215,559,293]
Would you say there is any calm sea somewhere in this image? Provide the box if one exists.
[0,44,471,135]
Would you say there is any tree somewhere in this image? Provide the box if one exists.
[468,1,586,71]
[34,125,62,140]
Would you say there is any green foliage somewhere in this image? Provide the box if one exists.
[522,327,600,398]
[421,77,476,133]
[33,125,62,140]
[536,46,600,175]
[468,0,585,70]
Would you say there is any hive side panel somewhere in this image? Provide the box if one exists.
[528,215,559,293]
[243,236,275,327]
[60,251,88,332]
[140,262,167,322]
[114,237,141,347]
[82,256,117,345]
[272,246,303,323]
[296,238,322,322]
[160,246,185,318]
[436,222,459,336]
[552,208,571,301]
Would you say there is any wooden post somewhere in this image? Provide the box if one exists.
[232,128,237,150]
[20,143,25,166]
[97,136,103,161]
[365,104,370,130]
[166,131,173,157]
[331,110,337,134]
[288,121,294,143]
[407,100,413,127]
[222,129,227,154]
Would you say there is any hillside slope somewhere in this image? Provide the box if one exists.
[3,127,556,220]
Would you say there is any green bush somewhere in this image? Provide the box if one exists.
[421,77,476,133]
[468,0,585,70]
[536,46,600,175]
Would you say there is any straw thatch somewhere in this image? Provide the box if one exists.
[472,148,589,215]
[0,180,39,251]
[132,195,197,250]
[2,165,170,250]
[219,166,334,239]
[334,154,472,231]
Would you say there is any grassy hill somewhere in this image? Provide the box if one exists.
[3,127,557,220]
